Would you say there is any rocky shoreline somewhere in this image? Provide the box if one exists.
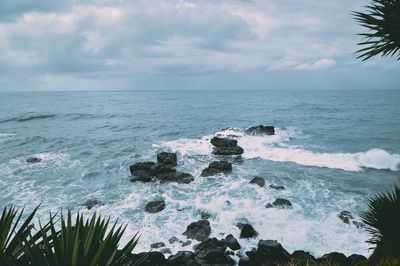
[76,125,368,266]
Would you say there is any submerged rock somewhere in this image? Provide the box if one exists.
[82,199,102,210]
[269,184,286,190]
[266,198,292,209]
[238,223,258,239]
[245,125,275,136]
[338,210,354,224]
[201,161,232,177]
[151,242,166,249]
[211,137,244,155]
[201,211,211,220]
[183,219,211,241]
[145,200,166,213]
[250,176,265,187]
[156,172,194,184]
[26,157,42,163]
[157,152,177,167]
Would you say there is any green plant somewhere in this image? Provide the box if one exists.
[23,210,142,266]
[353,0,400,61]
[0,205,50,265]
[361,183,400,261]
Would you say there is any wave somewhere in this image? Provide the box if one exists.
[156,127,400,172]
[0,114,56,123]
[0,133,15,143]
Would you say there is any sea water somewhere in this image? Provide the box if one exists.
[0,90,399,257]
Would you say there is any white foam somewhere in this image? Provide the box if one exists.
[157,127,400,172]
[0,133,15,142]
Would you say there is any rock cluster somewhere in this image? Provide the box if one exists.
[130,152,194,184]
[211,137,244,155]
[338,210,364,228]
[201,161,232,177]
[244,125,275,136]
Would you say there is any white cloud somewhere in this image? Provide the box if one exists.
[296,58,336,70]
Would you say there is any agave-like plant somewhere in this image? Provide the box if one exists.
[353,0,400,61]
[0,205,50,265]
[23,210,142,266]
[361,183,400,261]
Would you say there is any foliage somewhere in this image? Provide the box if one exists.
[0,206,143,266]
[361,183,400,260]
[353,0,400,60]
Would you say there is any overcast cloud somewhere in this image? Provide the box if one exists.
[0,0,399,90]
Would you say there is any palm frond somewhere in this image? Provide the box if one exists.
[353,0,400,61]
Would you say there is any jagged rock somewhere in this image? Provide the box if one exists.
[128,252,166,266]
[238,223,258,239]
[338,210,354,224]
[129,162,155,174]
[160,248,172,254]
[130,171,152,183]
[201,161,232,177]
[193,238,235,266]
[266,198,292,209]
[213,146,244,155]
[157,172,194,184]
[211,137,244,155]
[291,250,316,265]
[317,252,348,266]
[145,200,166,213]
[167,251,199,266]
[183,220,211,241]
[224,234,240,250]
[26,157,42,163]
[157,152,177,167]
[250,176,265,187]
[211,137,238,147]
[256,240,291,264]
[82,199,102,210]
[348,254,367,265]
[245,125,275,136]
[151,163,176,175]
[151,242,166,249]
[269,184,286,190]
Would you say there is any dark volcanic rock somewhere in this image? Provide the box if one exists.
[338,210,354,224]
[151,163,176,175]
[240,240,290,265]
[167,251,199,266]
[130,170,152,183]
[317,252,348,266]
[157,152,177,167]
[160,248,172,254]
[269,184,286,190]
[266,198,292,209]
[213,146,244,155]
[211,137,238,147]
[129,162,155,174]
[211,137,244,155]
[183,219,211,241]
[245,125,275,136]
[201,211,211,220]
[157,172,194,184]
[348,254,367,265]
[224,234,241,250]
[26,157,42,163]
[239,224,258,239]
[250,176,265,187]
[151,242,166,249]
[193,237,235,266]
[291,250,316,265]
[145,200,166,213]
[82,199,102,210]
[201,161,232,177]
[128,252,166,266]
[168,236,181,244]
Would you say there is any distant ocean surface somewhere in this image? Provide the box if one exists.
[1,90,399,257]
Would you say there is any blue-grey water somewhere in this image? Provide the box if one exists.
[0,90,399,257]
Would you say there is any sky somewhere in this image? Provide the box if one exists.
[0,0,399,91]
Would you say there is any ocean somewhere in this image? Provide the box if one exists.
[0,90,399,257]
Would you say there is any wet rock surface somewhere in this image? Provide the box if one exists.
[183,219,211,241]
[244,125,275,136]
[250,176,265,187]
[145,200,166,213]
[201,161,232,177]
[26,157,42,163]
[266,198,293,209]
[82,199,102,210]
[211,137,244,155]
